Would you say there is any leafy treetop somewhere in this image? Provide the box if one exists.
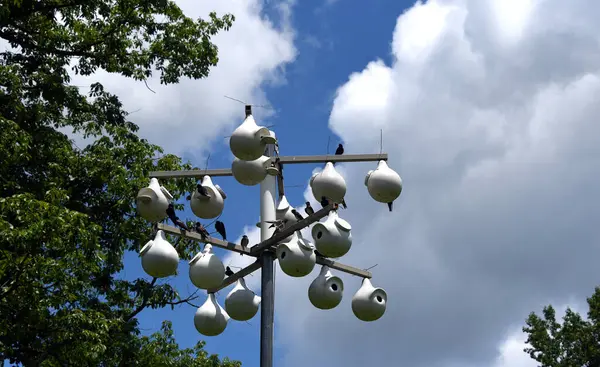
[523,287,600,367]
[0,0,239,365]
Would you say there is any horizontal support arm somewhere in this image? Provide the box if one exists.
[207,260,262,293]
[150,168,233,179]
[316,257,372,278]
[250,203,336,255]
[157,223,254,256]
[156,219,372,278]
[148,153,388,179]
[276,153,388,165]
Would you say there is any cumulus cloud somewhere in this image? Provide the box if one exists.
[263,0,600,366]
[66,0,296,156]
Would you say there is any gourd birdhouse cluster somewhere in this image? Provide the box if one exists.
[225,278,261,321]
[232,155,276,186]
[194,293,230,336]
[365,160,403,211]
[134,106,406,343]
[310,162,347,203]
[308,266,344,310]
[276,232,316,277]
[229,106,277,161]
[190,175,226,219]
[352,278,387,322]
[140,230,179,278]
[136,178,172,222]
[311,210,352,258]
[188,244,225,290]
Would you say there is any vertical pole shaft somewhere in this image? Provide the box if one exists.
[260,143,277,367]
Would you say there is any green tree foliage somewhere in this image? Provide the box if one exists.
[0,0,239,365]
[523,287,600,367]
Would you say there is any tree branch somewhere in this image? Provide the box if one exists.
[123,279,199,322]
[124,277,156,322]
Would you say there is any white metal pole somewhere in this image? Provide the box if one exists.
[259,144,277,367]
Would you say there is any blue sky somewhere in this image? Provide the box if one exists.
[125,1,412,365]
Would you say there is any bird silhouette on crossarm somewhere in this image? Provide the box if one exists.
[304,202,315,216]
[193,222,209,239]
[240,234,249,256]
[225,266,234,277]
[291,209,304,221]
[166,204,189,231]
[335,143,344,155]
[215,221,227,240]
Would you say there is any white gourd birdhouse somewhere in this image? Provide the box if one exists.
[276,232,316,277]
[229,107,277,161]
[194,293,230,336]
[136,178,173,222]
[140,230,179,278]
[311,211,352,258]
[351,278,387,322]
[365,160,402,205]
[224,278,261,321]
[188,244,225,290]
[310,162,347,203]
[190,175,225,219]
[231,155,273,186]
[308,266,344,310]
[276,196,299,243]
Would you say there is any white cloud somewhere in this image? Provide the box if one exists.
[65,0,296,156]
[492,329,535,367]
[262,0,600,366]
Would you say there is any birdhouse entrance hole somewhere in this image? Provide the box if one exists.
[316,231,323,239]
[331,284,338,291]
[280,251,286,259]
[376,296,383,303]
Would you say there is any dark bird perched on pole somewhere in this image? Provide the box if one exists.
[291,209,304,221]
[388,202,393,212]
[166,203,189,231]
[240,235,249,254]
[340,198,347,209]
[320,196,329,208]
[194,221,210,239]
[225,266,235,277]
[331,143,344,166]
[304,202,315,216]
[266,219,288,236]
[215,221,227,240]
[267,219,287,229]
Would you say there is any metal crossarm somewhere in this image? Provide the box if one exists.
[250,203,335,254]
[207,260,262,293]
